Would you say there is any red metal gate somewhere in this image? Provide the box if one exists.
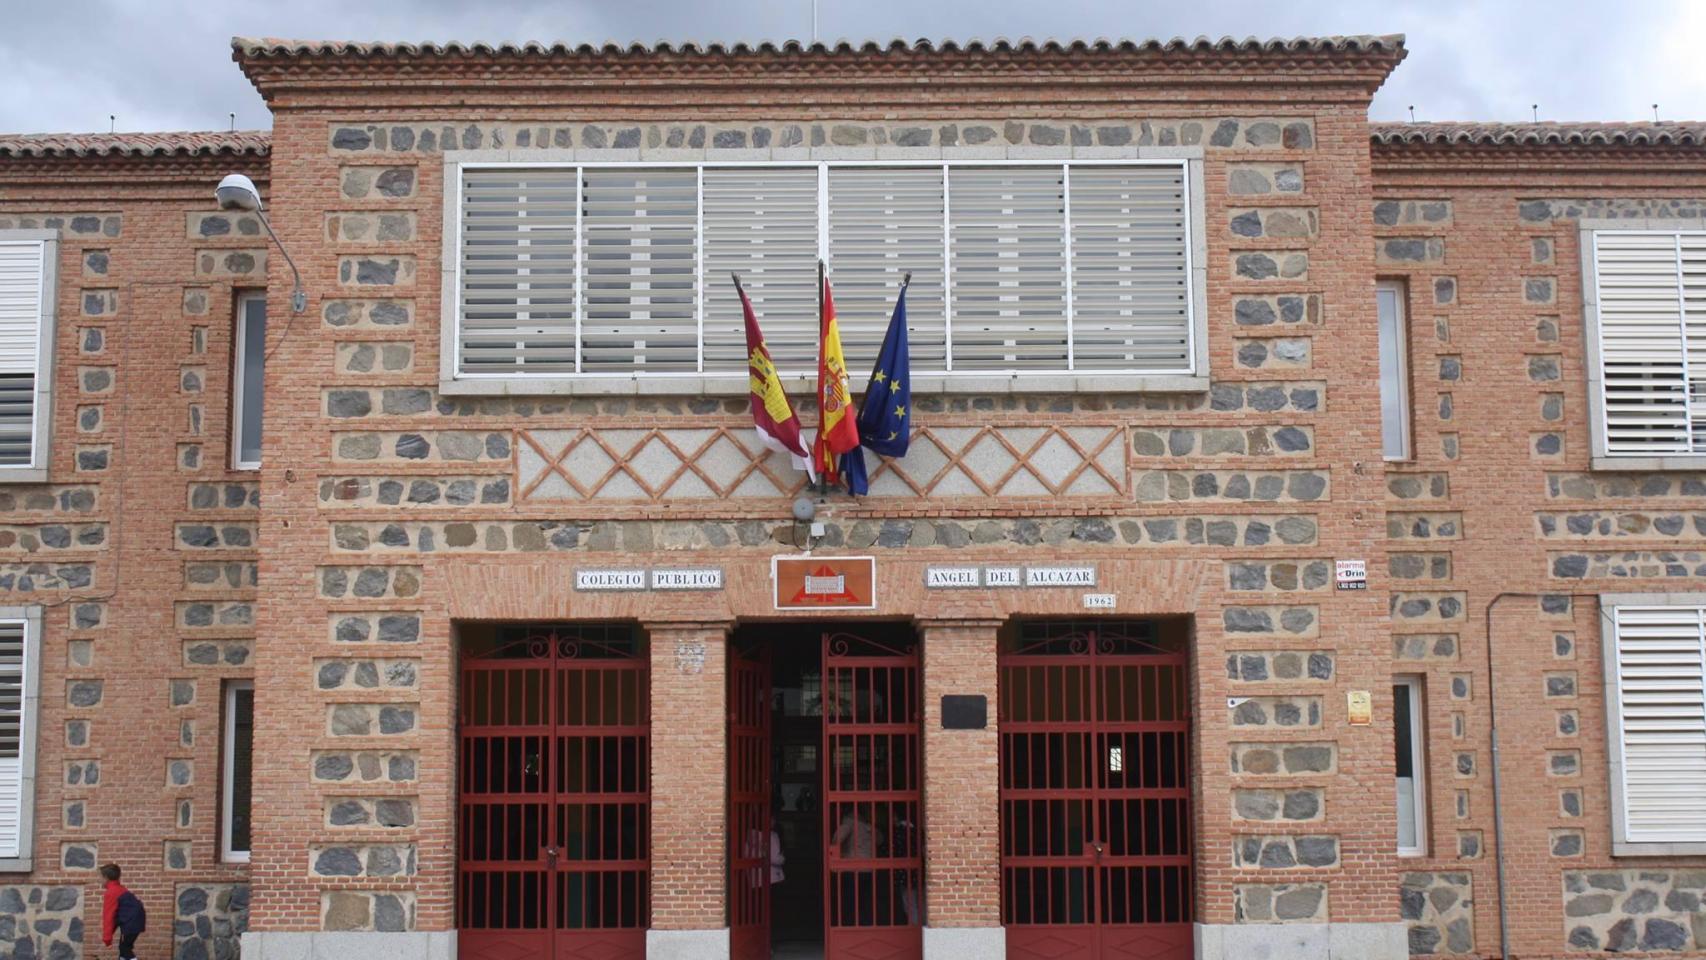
[458,625,649,960]
[823,630,923,960]
[999,620,1192,960]
[729,641,772,960]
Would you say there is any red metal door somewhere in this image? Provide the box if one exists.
[729,641,772,960]
[1000,621,1192,960]
[823,630,923,960]
[458,625,649,960]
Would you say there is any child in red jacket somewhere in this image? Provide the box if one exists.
[99,863,146,959]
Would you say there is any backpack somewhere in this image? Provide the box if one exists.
[115,890,146,935]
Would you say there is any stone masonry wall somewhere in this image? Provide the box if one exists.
[0,884,83,959]
[1561,870,1705,953]
[175,882,250,960]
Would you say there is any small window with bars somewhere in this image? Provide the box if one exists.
[1589,230,1706,458]
[1604,602,1706,852]
[0,236,53,474]
[449,161,1198,382]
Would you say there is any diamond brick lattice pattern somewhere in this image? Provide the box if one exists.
[516,424,1126,502]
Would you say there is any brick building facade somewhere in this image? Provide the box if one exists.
[0,32,1700,960]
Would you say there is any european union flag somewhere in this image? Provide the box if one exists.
[841,281,912,496]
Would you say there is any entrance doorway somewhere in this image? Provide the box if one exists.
[729,624,923,960]
[456,623,649,960]
[999,619,1194,960]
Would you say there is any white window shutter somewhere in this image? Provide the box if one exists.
[1683,235,1706,450]
[826,167,947,371]
[580,169,698,374]
[947,167,1069,370]
[0,241,45,466]
[0,621,26,858]
[702,168,820,376]
[1611,606,1706,844]
[458,169,579,374]
[1068,166,1192,371]
[1593,233,1692,454]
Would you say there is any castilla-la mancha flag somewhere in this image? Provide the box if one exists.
[813,271,860,484]
[736,276,813,479]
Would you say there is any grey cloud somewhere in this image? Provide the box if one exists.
[0,0,1697,134]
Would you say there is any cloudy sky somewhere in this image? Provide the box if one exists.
[2,0,1700,135]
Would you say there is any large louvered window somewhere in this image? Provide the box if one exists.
[1605,602,1706,852]
[1589,231,1706,459]
[0,615,36,866]
[0,236,55,476]
[449,161,1198,382]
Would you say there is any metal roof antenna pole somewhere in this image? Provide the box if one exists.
[811,0,819,42]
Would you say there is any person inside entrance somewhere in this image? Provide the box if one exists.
[729,622,924,960]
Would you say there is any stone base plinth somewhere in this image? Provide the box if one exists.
[646,927,731,960]
[240,931,456,959]
[1195,922,1407,960]
[924,925,1005,959]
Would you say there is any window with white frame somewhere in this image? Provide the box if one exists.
[450,160,1199,381]
[1586,229,1706,460]
[0,611,40,869]
[231,292,266,469]
[1393,676,1428,856]
[221,680,254,862]
[1603,600,1706,854]
[1376,281,1412,460]
[0,233,58,479]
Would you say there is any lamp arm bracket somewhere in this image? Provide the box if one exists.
[256,209,307,314]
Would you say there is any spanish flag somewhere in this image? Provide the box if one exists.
[813,266,860,483]
[735,274,813,480]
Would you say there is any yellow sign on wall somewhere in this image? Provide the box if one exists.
[1347,690,1373,725]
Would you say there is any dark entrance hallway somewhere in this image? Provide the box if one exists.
[729,623,923,960]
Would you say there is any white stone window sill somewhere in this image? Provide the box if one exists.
[0,859,33,873]
[441,373,1209,398]
[1591,455,1706,472]
[1613,840,1706,857]
[0,468,48,485]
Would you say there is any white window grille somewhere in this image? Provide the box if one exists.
[450,160,1197,381]
[0,613,38,867]
[1604,602,1706,853]
[0,235,55,476]
[1589,231,1706,457]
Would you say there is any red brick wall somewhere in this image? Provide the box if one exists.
[1372,143,1706,957]
[0,151,268,955]
[245,51,1400,934]
[0,40,1701,960]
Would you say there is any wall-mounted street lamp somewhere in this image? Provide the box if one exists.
[792,495,820,551]
[215,173,306,314]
